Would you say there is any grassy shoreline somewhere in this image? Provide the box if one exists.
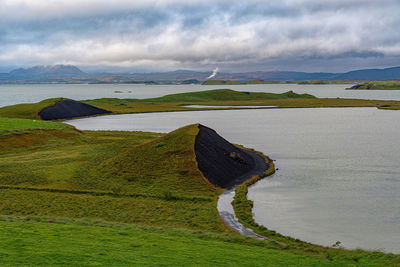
[2,89,400,122]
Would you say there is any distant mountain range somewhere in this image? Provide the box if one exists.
[7,65,85,78]
[0,65,399,84]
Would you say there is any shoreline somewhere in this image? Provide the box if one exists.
[217,188,270,241]
[215,146,275,240]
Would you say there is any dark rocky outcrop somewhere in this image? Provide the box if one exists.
[195,124,269,188]
[39,99,111,120]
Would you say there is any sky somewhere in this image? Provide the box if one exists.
[1,0,400,73]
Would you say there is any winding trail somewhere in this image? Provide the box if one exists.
[217,188,269,240]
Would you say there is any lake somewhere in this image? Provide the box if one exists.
[3,83,400,107]
[66,108,400,253]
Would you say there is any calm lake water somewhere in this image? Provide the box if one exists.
[66,108,400,253]
[3,83,400,107]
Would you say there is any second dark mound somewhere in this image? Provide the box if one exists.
[39,99,111,120]
[195,124,269,188]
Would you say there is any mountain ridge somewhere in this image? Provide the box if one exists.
[8,64,86,78]
[1,64,399,83]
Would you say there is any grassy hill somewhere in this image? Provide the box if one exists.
[0,98,64,119]
[145,89,316,102]
[99,124,218,198]
[0,124,224,232]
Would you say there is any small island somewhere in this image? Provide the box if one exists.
[348,81,400,90]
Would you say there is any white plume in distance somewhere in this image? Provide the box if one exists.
[206,67,219,79]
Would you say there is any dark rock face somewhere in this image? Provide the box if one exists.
[195,124,269,188]
[39,99,111,120]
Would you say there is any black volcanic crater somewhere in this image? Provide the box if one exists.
[39,99,111,120]
[195,124,269,188]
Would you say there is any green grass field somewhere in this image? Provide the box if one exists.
[0,117,73,135]
[1,92,400,265]
[2,217,381,267]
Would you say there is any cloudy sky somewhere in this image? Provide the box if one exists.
[1,0,399,73]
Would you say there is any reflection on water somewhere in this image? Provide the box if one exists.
[66,108,400,253]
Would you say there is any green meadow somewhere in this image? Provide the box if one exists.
[0,89,399,265]
[0,117,73,134]
[2,89,400,121]
[1,217,379,267]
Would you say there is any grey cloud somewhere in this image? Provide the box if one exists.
[0,0,400,71]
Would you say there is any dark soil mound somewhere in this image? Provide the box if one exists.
[39,99,111,120]
[195,124,269,188]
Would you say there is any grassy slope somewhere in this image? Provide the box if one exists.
[348,81,400,90]
[99,124,219,198]
[0,218,367,267]
[0,98,64,119]
[0,125,224,232]
[0,117,73,135]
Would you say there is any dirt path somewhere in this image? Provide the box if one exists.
[217,188,269,240]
